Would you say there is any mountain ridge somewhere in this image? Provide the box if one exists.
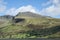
[15,12,52,18]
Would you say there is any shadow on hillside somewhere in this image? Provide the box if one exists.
[0,23,60,38]
[26,24,60,36]
[14,18,25,23]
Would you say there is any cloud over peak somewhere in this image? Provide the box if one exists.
[17,5,37,13]
[1,0,60,18]
[6,5,38,16]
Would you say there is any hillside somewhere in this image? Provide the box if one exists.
[16,12,52,18]
[0,12,60,38]
[0,15,13,29]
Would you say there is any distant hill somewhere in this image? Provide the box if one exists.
[0,15,13,20]
[15,12,52,18]
[0,15,13,27]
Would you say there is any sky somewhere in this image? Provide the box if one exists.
[0,0,60,18]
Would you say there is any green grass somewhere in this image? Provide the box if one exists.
[0,17,60,38]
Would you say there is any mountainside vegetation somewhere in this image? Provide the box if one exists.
[0,12,60,38]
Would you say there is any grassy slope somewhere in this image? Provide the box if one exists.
[0,12,60,38]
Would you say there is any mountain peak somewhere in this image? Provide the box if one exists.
[15,12,52,19]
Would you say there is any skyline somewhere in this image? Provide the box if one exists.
[0,0,60,18]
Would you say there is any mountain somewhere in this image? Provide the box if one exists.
[0,15,13,20]
[0,12,60,38]
[15,12,52,18]
[0,15,14,27]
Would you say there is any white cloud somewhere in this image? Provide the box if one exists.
[6,5,38,16]
[16,5,37,13]
[40,0,60,18]
[6,8,16,16]
[0,0,6,12]
[5,0,60,18]
[41,0,52,7]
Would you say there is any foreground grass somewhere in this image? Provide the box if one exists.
[0,17,60,39]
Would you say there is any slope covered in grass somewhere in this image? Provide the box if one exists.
[0,12,60,38]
